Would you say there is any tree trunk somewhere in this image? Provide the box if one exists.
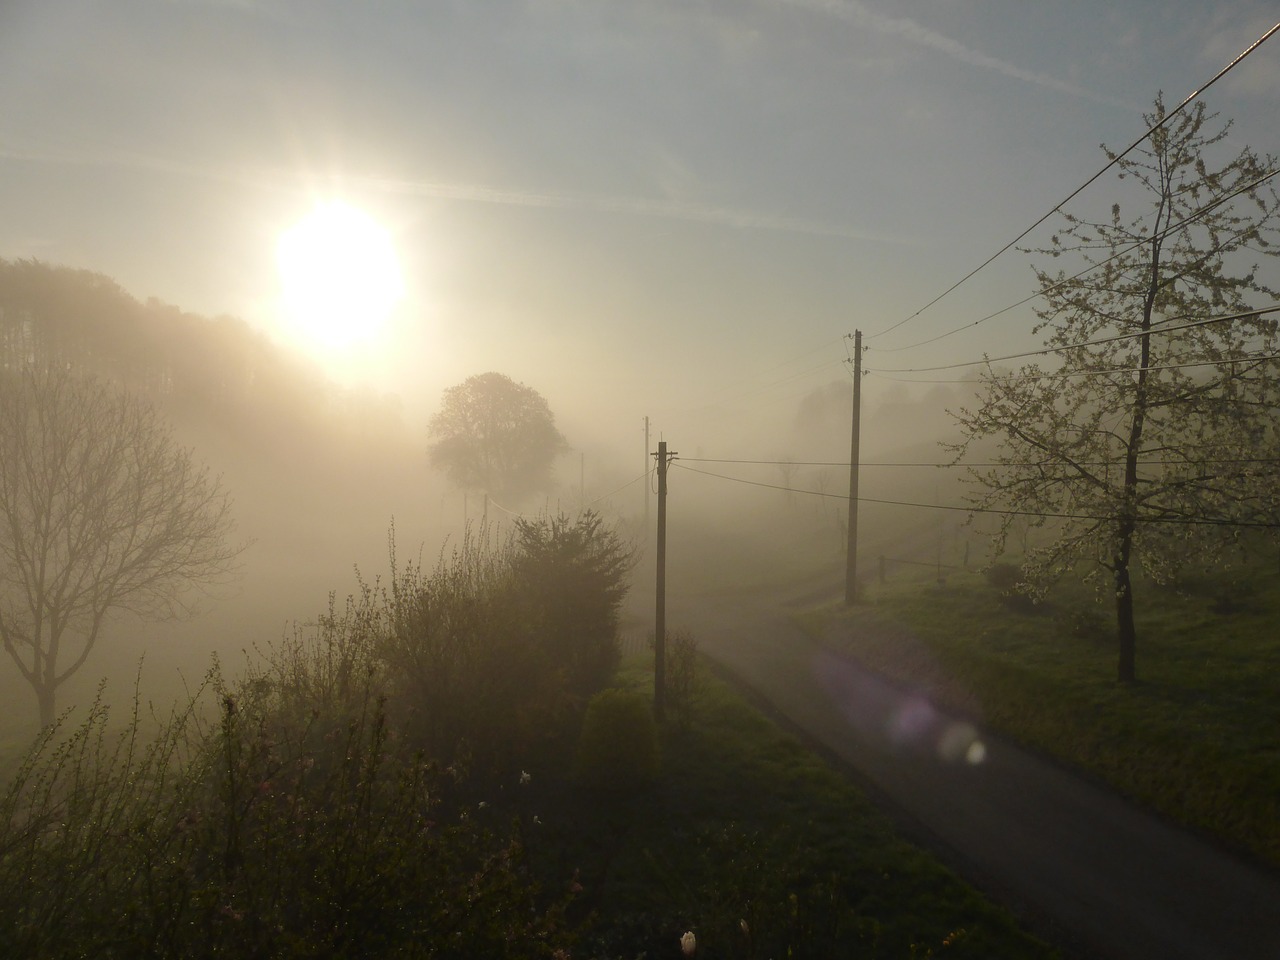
[36,683,56,729]
[1114,560,1138,684]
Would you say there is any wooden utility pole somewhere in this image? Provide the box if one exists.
[654,439,675,721]
[845,330,862,605]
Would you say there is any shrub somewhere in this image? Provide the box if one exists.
[512,511,637,701]
[574,689,660,792]
[0,653,574,958]
[665,630,703,732]
[984,562,1022,593]
[371,514,634,777]
[377,524,567,774]
[984,562,1044,615]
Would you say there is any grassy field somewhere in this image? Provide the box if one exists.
[801,561,1280,869]
[529,660,1059,959]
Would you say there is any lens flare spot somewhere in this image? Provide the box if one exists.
[966,740,987,765]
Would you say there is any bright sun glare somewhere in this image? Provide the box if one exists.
[276,201,404,353]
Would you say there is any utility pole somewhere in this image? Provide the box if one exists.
[654,439,675,721]
[845,330,862,605]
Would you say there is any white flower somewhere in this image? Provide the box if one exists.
[680,930,697,956]
[519,770,532,785]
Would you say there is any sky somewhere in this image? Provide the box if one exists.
[2,0,1279,452]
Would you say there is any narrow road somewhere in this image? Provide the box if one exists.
[664,589,1280,960]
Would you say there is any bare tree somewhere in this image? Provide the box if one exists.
[0,367,243,726]
[950,96,1280,683]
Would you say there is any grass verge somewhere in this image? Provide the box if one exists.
[528,659,1059,959]
[801,565,1280,869]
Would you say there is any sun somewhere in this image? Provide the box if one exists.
[276,201,404,353]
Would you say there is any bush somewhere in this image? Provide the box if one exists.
[0,656,574,958]
[984,562,1044,615]
[665,630,702,732]
[373,514,635,777]
[574,689,660,792]
[984,562,1022,593]
[512,511,636,700]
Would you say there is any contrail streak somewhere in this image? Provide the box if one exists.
[780,0,1138,111]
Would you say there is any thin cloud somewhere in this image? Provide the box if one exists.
[357,175,909,244]
[781,0,1138,111]
[0,144,909,246]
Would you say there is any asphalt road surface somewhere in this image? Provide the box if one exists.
[662,589,1280,960]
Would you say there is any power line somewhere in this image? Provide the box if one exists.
[867,19,1280,343]
[868,304,1280,375]
[871,349,1280,385]
[583,467,653,507]
[876,166,1280,355]
[680,456,1280,469]
[672,462,1280,528]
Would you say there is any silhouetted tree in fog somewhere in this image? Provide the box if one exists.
[0,366,243,726]
[427,372,567,502]
[950,95,1280,683]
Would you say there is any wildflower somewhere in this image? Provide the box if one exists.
[680,930,696,956]
[519,769,532,785]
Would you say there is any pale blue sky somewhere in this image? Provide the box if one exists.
[2,0,1278,446]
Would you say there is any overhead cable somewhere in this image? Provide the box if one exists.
[876,166,1280,354]
[868,304,1280,374]
[872,349,1280,385]
[866,19,1280,343]
[678,456,1280,469]
[672,462,1280,528]
[583,468,653,507]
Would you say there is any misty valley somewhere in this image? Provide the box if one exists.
[4,57,1280,956]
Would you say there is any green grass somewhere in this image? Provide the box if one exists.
[802,563,1280,868]
[525,659,1058,959]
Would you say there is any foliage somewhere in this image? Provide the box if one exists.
[950,96,1280,682]
[0,258,409,459]
[338,514,633,778]
[0,660,573,958]
[0,559,1054,958]
[663,629,703,732]
[512,511,636,701]
[984,562,1023,594]
[0,366,243,726]
[573,688,660,792]
[427,372,567,502]
[377,524,571,774]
